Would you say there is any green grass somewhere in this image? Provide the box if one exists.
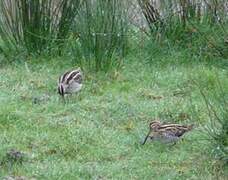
[0,52,227,179]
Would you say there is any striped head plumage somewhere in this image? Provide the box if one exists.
[142,120,193,145]
[58,68,83,98]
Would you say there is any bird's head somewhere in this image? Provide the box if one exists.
[141,120,161,145]
[150,120,162,130]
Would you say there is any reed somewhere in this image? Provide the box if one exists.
[0,0,81,59]
[71,0,128,71]
[136,0,228,62]
[137,0,227,39]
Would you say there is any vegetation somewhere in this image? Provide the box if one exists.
[0,0,81,57]
[71,0,128,71]
[0,52,227,179]
[0,0,128,70]
[192,76,228,166]
[0,0,227,179]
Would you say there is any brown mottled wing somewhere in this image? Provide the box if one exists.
[158,124,192,137]
[172,125,193,137]
[173,127,189,137]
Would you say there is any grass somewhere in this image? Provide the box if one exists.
[0,50,227,179]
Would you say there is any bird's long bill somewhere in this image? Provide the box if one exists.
[141,130,151,145]
[61,94,66,104]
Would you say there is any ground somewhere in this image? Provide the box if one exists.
[0,50,227,179]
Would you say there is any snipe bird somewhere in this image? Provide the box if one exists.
[58,68,83,99]
[142,120,193,145]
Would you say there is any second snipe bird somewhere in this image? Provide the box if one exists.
[142,120,193,145]
[58,68,83,99]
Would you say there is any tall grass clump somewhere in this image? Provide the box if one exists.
[193,77,228,166]
[137,0,228,36]
[137,0,228,60]
[0,0,81,60]
[71,0,128,71]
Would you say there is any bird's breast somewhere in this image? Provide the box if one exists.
[66,82,82,93]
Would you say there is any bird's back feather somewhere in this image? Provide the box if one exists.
[58,68,83,96]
